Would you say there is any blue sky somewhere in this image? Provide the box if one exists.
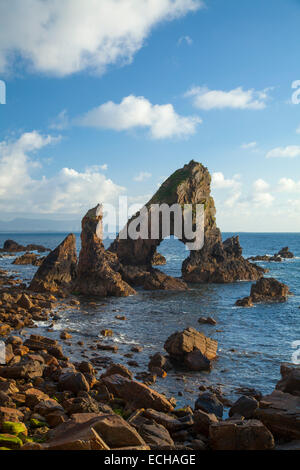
[1,0,300,231]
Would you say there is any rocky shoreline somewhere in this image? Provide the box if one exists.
[0,266,299,451]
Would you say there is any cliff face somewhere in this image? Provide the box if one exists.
[74,205,136,297]
[110,160,263,283]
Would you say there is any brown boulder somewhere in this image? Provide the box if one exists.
[255,390,300,439]
[250,277,290,302]
[164,327,217,362]
[209,419,274,450]
[58,371,90,394]
[102,374,174,412]
[29,234,77,294]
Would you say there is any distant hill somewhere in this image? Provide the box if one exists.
[0,218,81,233]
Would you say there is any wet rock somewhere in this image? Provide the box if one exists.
[30,234,77,294]
[184,350,212,371]
[229,395,258,419]
[250,277,291,302]
[198,316,217,325]
[148,353,172,373]
[209,419,274,450]
[276,247,294,259]
[143,409,193,432]
[102,374,174,413]
[1,240,49,253]
[235,296,253,307]
[195,392,223,418]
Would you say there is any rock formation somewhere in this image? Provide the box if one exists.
[0,240,50,253]
[109,160,264,284]
[164,327,218,371]
[248,246,294,262]
[29,234,77,294]
[73,205,135,297]
[236,277,291,306]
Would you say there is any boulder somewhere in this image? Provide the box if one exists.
[195,392,223,418]
[29,234,77,294]
[151,252,166,266]
[275,363,300,395]
[101,374,174,413]
[58,371,90,394]
[250,277,290,302]
[164,327,218,365]
[184,349,212,371]
[137,421,174,449]
[276,247,294,259]
[255,390,300,439]
[74,205,136,297]
[198,316,217,325]
[193,409,218,437]
[235,296,253,307]
[101,364,133,380]
[13,253,40,265]
[209,419,274,450]
[229,395,258,419]
[148,353,172,373]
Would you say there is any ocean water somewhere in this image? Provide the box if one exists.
[0,232,299,407]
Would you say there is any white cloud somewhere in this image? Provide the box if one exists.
[253,178,269,192]
[241,141,257,150]
[185,86,270,110]
[212,172,240,190]
[211,172,242,208]
[177,35,193,46]
[0,0,203,76]
[0,131,124,215]
[278,177,300,192]
[134,171,152,182]
[77,95,202,139]
[266,145,300,158]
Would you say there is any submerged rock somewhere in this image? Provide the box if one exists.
[29,234,77,294]
[276,247,294,259]
[0,240,50,253]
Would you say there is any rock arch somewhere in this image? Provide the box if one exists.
[110,160,264,284]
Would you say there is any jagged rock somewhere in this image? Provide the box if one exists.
[276,247,294,259]
[13,253,40,265]
[255,390,300,440]
[23,335,66,360]
[235,296,253,307]
[209,419,274,450]
[101,374,174,412]
[148,353,172,373]
[151,252,166,266]
[101,364,133,380]
[250,277,290,302]
[74,205,135,297]
[29,234,77,294]
[109,161,264,285]
[164,327,217,371]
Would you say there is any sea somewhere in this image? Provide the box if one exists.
[0,232,299,407]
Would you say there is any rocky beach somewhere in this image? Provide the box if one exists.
[0,161,299,451]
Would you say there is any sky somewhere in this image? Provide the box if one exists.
[0,0,300,231]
